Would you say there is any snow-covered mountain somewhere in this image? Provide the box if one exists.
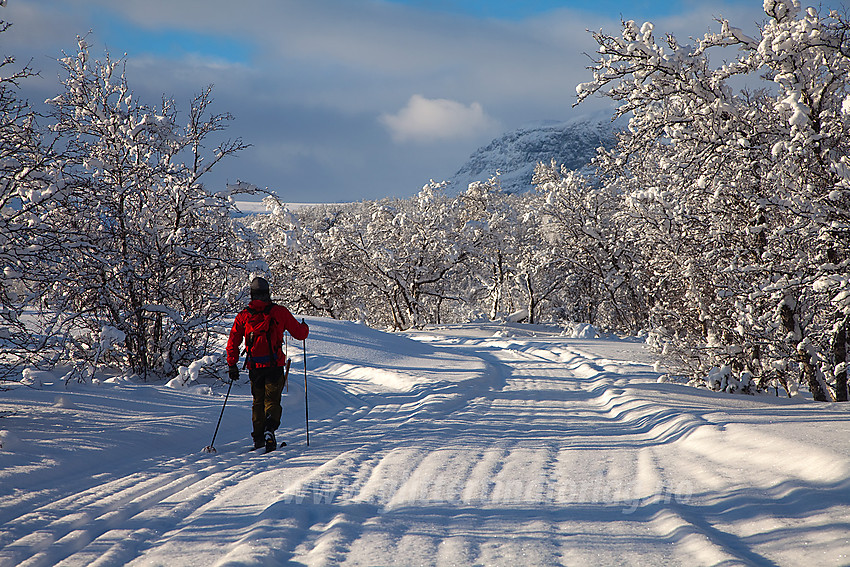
[450,113,625,194]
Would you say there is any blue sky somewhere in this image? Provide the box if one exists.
[4,1,781,202]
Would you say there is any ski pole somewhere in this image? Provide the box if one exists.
[302,320,310,447]
[203,375,234,454]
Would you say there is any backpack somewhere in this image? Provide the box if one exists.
[243,303,277,369]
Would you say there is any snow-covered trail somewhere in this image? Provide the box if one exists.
[1,320,849,566]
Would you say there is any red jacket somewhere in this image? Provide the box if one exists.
[226,300,309,368]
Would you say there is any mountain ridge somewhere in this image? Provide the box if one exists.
[449,113,625,194]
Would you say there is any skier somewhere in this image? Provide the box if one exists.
[227,277,309,452]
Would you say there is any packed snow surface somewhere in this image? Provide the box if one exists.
[1,318,849,566]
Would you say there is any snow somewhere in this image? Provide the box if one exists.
[2,317,850,566]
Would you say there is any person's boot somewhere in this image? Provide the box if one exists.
[264,430,276,453]
[252,432,264,450]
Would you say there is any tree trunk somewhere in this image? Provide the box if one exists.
[521,273,537,325]
[834,315,848,402]
[799,347,829,402]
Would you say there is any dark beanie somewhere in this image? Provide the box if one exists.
[250,277,271,300]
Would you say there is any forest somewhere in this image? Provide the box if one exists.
[2,0,849,401]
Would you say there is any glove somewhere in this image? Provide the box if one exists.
[228,365,240,382]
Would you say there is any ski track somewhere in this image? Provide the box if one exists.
[2,323,850,566]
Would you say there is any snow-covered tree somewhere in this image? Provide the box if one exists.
[41,38,257,378]
[251,197,355,321]
[256,186,463,330]
[455,177,521,321]
[323,184,467,330]
[533,161,645,331]
[753,1,850,401]
[0,13,68,379]
[576,0,850,400]
[259,180,574,329]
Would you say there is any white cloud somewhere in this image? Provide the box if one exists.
[380,94,499,143]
